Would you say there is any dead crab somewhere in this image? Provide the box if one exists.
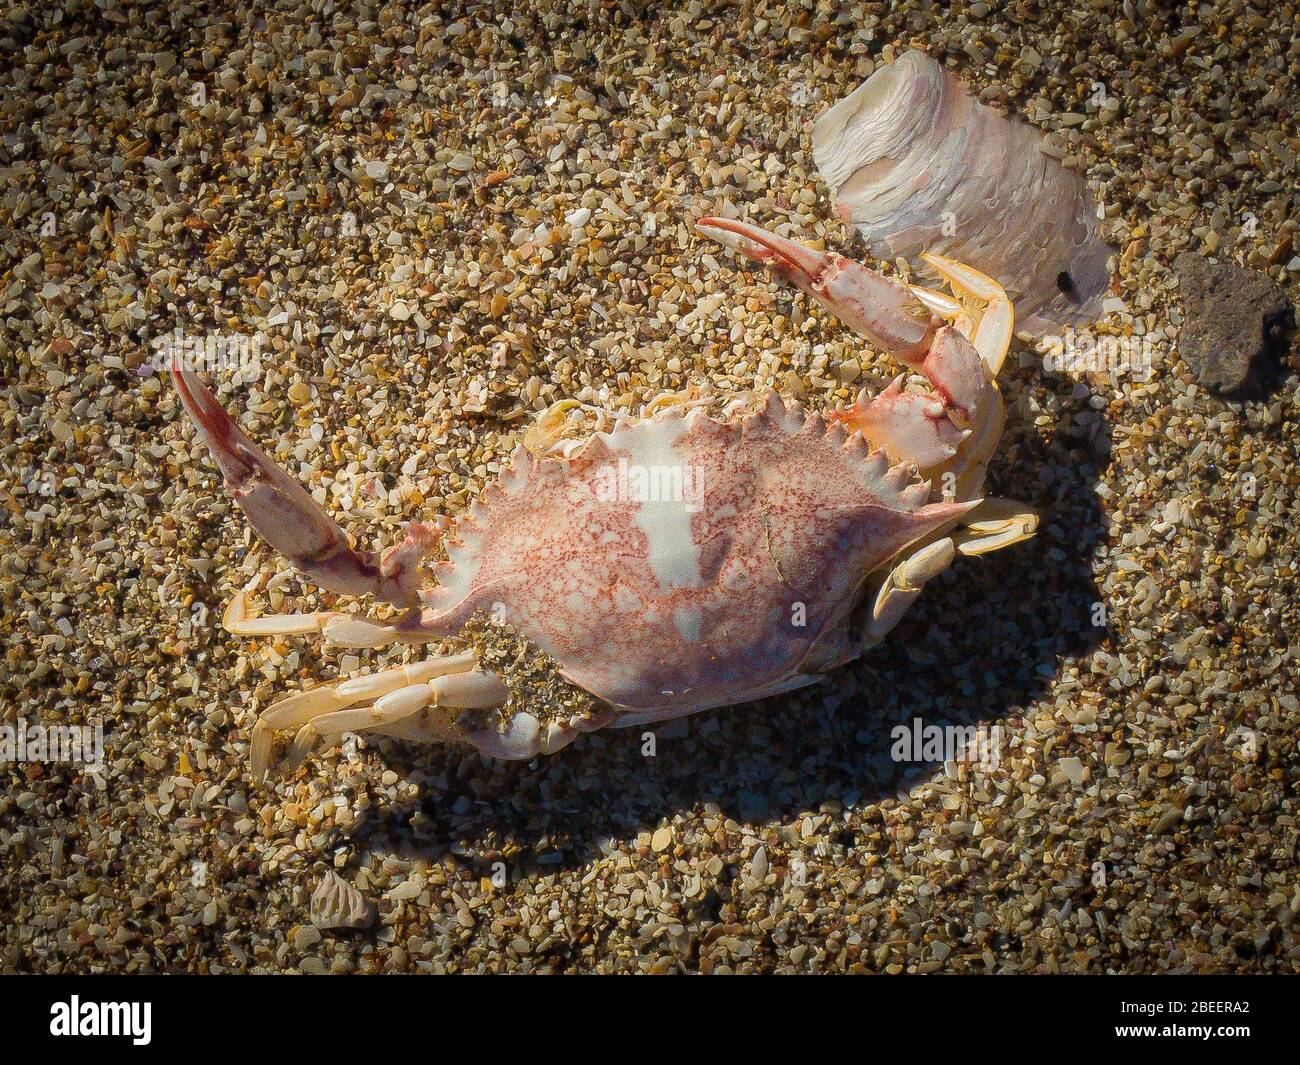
[171,217,1037,779]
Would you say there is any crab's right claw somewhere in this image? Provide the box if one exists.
[170,358,438,604]
[696,215,942,363]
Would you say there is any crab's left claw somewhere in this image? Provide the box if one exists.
[697,215,943,364]
[170,357,438,605]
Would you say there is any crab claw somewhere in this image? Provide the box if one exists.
[918,326,989,427]
[833,376,969,468]
[170,357,438,605]
[696,216,941,363]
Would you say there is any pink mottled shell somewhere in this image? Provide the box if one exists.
[417,393,971,717]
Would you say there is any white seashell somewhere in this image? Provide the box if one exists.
[812,49,1114,336]
[310,870,377,929]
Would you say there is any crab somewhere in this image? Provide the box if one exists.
[170,216,1037,779]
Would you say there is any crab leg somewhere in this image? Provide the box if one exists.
[171,358,439,606]
[223,591,433,648]
[696,217,988,469]
[863,497,1037,649]
[952,497,1039,556]
[284,668,509,770]
[840,375,969,468]
[252,653,476,777]
[865,537,957,645]
[260,655,479,731]
[908,261,1015,501]
[246,652,504,776]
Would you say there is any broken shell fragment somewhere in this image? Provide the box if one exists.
[812,49,1114,335]
[310,870,377,929]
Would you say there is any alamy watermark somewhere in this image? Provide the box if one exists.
[1037,330,1157,381]
[139,329,264,381]
[575,458,705,513]
[891,717,1004,772]
[1,718,103,764]
[50,997,151,1045]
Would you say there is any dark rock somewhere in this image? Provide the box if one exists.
[1174,252,1293,394]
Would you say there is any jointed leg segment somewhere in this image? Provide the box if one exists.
[251,653,508,778]
[695,218,1008,476]
[171,361,518,776]
[223,591,430,648]
[171,357,440,606]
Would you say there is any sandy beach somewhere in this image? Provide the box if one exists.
[1,0,1296,972]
